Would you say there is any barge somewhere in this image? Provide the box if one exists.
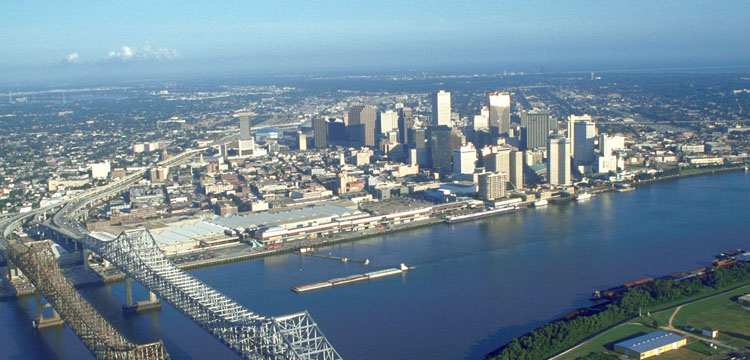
[291,281,333,293]
[292,263,410,293]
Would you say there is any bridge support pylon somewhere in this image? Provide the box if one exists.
[33,292,64,329]
[123,277,161,315]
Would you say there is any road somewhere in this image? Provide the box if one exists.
[1,133,236,248]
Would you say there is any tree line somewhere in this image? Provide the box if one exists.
[488,262,750,360]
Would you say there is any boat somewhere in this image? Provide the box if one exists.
[574,193,593,201]
[533,199,548,207]
[445,206,519,223]
[617,187,635,193]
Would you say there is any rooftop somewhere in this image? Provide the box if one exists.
[614,331,685,354]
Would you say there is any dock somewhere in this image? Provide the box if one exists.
[292,263,410,293]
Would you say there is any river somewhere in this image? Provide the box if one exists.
[1,171,749,359]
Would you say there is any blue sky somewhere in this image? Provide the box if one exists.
[2,1,750,83]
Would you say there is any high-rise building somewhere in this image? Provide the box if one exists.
[473,114,489,132]
[407,128,426,149]
[432,90,452,127]
[599,134,625,157]
[297,131,307,151]
[452,145,477,174]
[547,136,571,185]
[398,107,413,145]
[509,150,524,189]
[347,105,376,147]
[521,110,553,150]
[489,92,511,136]
[313,116,328,148]
[478,172,507,201]
[238,112,253,141]
[486,147,510,174]
[428,126,453,171]
[379,110,399,135]
[574,121,597,164]
[567,114,592,159]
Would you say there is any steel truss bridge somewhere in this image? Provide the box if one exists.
[80,229,341,360]
[6,240,168,359]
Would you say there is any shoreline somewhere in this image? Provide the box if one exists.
[1,166,745,298]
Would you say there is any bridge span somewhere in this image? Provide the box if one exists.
[41,225,342,360]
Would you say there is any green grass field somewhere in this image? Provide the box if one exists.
[672,287,750,342]
[558,322,654,359]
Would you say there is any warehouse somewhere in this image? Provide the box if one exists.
[613,331,686,359]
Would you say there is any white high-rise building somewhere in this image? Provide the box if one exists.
[599,134,625,157]
[473,114,489,131]
[379,110,399,135]
[509,150,524,190]
[573,120,597,164]
[547,136,571,185]
[90,161,111,180]
[479,172,507,201]
[452,144,477,174]
[432,90,452,127]
[489,92,511,135]
[567,114,592,158]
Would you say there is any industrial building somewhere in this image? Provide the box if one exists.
[613,331,686,359]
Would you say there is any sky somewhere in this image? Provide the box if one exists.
[2,1,750,84]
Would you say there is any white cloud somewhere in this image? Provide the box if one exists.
[107,43,179,61]
[66,52,79,63]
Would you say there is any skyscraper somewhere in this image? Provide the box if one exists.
[452,145,477,174]
[398,107,413,145]
[313,116,328,148]
[573,120,597,164]
[379,110,399,135]
[238,112,253,140]
[509,150,524,189]
[486,147,510,174]
[478,172,507,201]
[428,126,453,172]
[547,136,571,185]
[521,110,553,150]
[347,105,376,147]
[567,114,592,159]
[432,90,451,127]
[489,92,511,136]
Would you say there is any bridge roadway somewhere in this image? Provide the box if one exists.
[40,135,342,359]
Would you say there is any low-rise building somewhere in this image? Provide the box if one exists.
[613,331,686,359]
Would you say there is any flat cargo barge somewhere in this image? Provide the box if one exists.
[292,264,409,293]
[291,281,333,293]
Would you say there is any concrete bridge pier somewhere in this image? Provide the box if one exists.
[33,292,64,329]
[82,248,90,270]
[123,277,161,315]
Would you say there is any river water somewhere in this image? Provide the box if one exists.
[2,171,749,359]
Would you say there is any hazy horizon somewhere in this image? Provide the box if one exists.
[3,1,750,86]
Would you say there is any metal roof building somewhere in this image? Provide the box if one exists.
[205,204,358,230]
[613,330,686,359]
